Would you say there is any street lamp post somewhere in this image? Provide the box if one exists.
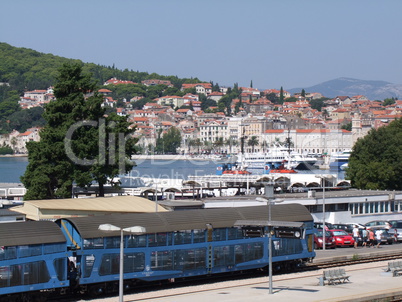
[316,175,327,251]
[98,224,146,302]
[257,185,283,295]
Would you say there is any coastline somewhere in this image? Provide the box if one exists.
[0,154,28,157]
[131,154,220,161]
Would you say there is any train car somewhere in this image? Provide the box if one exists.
[0,221,71,301]
[58,204,315,296]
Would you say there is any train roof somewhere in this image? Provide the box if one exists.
[0,221,66,247]
[61,204,312,239]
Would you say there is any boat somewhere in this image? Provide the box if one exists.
[329,150,352,170]
[236,145,318,171]
[216,161,251,175]
[265,161,298,174]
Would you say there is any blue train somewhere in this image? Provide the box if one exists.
[0,204,315,301]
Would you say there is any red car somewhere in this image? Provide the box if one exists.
[329,229,355,247]
[314,230,336,249]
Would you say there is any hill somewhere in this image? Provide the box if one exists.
[0,42,199,93]
[288,77,402,100]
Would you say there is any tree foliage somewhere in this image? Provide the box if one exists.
[21,63,137,199]
[161,127,182,154]
[346,118,402,190]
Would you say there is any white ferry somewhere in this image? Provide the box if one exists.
[236,146,318,170]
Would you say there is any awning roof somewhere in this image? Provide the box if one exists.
[10,195,167,221]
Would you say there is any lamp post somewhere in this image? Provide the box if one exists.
[315,175,327,251]
[98,224,146,302]
[257,191,284,295]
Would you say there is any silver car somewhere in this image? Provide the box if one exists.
[389,221,402,242]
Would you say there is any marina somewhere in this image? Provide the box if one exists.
[1,156,401,229]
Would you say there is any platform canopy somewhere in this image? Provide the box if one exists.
[10,195,167,221]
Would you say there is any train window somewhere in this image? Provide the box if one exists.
[213,228,227,241]
[213,246,235,267]
[22,261,50,285]
[151,250,173,270]
[100,253,145,275]
[127,234,147,248]
[53,258,66,281]
[0,265,13,287]
[83,238,104,249]
[228,227,244,240]
[82,255,95,278]
[124,253,145,272]
[193,229,205,243]
[148,233,168,247]
[174,231,192,245]
[105,236,120,249]
[44,243,65,254]
[19,244,42,258]
[0,246,16,260]
[172,248,206,271]
[272,238,303,256]
[234,242,264,264]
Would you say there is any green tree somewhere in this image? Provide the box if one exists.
[347,118,402,190]
[247,136,259,153]
[162,127,182,154]
[383,97,396,106]
[341,122,352,131]
[301,89,306,97]
[21,63,137,199]
[213,137,224,153]
[310,98,328,111]
[279,87,284,103]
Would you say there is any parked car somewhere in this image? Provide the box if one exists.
[389,221,402,242]
[364,220,392,230]
[331,224,354,234]
[314,222,334,230]
[329,229,355,247]
[314,230,336,249]
[372,228,394,245]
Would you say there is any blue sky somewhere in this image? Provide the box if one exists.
[2,1,402,91]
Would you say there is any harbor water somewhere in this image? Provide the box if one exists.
[0,156,345,184]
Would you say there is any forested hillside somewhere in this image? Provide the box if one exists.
[0,42,204,133]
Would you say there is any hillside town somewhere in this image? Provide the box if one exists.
[3,79,402,155]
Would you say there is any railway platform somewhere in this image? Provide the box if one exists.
[92,244,402,302]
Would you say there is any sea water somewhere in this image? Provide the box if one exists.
[0,156,344,183]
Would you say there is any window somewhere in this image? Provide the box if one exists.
[105,237,120,249]
[193,229,205,243]
[99,253,145,276]
[0,246,16,260]
[174,231,192,245]
[235,242,264,264]
[148,233,168,247]
[83,238,104,249]
[127,234,147,248]
[213,228,226,241]
[44,243,65,254]
[54,258,66,281]
[19,245,42,258]
[82,255,95,278]
[214,245,235,267]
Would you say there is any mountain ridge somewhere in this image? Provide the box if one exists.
[288,77,402,100]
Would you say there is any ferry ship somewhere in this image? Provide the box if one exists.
[236,145,318,171]
[329,149,352,170]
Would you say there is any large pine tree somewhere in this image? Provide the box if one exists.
[21,63,137,199]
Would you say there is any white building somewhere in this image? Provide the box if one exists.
[262,129,353,155]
